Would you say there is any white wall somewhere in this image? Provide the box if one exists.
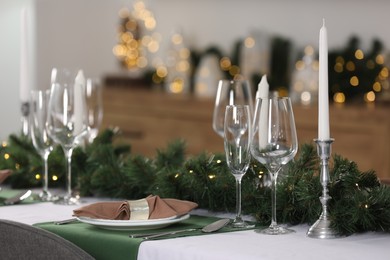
[1,0,389,140]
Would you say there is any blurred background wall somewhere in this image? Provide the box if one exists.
[1,0,389,140]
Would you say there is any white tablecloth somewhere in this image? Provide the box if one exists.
[1,199,389,260]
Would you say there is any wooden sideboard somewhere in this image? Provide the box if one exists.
[101,87,390,180]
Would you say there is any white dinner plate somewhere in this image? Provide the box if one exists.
[76,214,190,231]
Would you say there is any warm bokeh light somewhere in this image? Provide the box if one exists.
[176,60,190,72]
[244,36,255,48]
[300,91,311,105]
[373,82,382,92]
[137,56,148,68]
[379,67,389,79]
[375,54,384,64]
[147,40,159,53]
[171,33,183,45]
[114,1,160,71]
[364,91,375,102]
[4,153,10,160]
[220,57,231,71]
[334,62,343,73]
[333,92,346,103]
[156,66,168,77]
[229,65,240,76]
[355,49,364,60]
[169,78,184,93]
[346,61,355,71]
[35,174,41,180]
[336,56,345,65]
[304,45,314,56]
[350,76,359,86]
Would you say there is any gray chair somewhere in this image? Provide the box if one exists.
[0,219,94,260]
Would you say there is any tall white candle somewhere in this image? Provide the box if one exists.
[318,19,330,140]
[256,75,269,149]
[19,8,30,103]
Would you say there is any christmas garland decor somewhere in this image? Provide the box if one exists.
[1,128,390,235]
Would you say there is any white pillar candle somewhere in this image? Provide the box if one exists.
[19,8,30,103]
[318,19,330,140]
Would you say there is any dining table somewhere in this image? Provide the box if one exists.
[1,188,389,260]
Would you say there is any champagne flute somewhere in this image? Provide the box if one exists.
[29,90,54,201]
[213,79,253,138]
[250,97,298,235]
[224,105,254,228]
[47,68,88,205]
[85,78,103,144]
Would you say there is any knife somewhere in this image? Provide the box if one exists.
[3,190,32,205]
[129,218,230,239]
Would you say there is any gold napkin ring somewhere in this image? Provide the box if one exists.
[128,199,149,220]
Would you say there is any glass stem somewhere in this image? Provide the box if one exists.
[235,176,243,220]
[42,153,49,193]
[63,147,74,198]
[270,170,279,228]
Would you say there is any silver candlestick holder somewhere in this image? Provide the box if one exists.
[307,138,342,239]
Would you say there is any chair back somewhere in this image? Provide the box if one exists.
[0,219,94,260]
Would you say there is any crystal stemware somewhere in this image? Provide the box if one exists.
[29,89,54,201]
[213,79,253,138]
[224,105,254,228]
[47,68,88,205]
[250,97,298,234]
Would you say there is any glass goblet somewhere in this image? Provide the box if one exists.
[29,89,54,201]
[224,105,254,228]
[47,68,89,205]
[213,79,253,138]
[250,97,298,235]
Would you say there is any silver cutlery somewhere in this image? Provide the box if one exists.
[54,218,79,225]
[129,218,230,239]
[3,190,32,205]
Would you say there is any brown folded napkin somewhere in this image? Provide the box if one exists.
[0,169,12,184]
[73,195,198,220]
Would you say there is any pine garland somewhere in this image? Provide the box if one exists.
[1,128,390,235]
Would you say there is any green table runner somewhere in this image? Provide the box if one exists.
[0,189,37,206]
[35,215,257,260]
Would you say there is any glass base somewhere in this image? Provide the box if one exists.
[39,191,56,202]
[54,195,80,205]
[230,218,255,229]
[255,225,295,235]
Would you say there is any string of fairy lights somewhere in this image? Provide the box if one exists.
[112,1,389,104]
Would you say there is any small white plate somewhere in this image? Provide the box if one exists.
[76,214,190,231]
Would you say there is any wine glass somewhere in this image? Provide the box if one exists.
[29,89,54,201]
[250,97,298,235]
[85,78,103,144]
[213,79,253,138]
[47,68,89,205]
[224,105,254,228]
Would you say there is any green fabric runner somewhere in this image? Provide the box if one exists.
[34,215,258,260]
[0,189,37,206]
